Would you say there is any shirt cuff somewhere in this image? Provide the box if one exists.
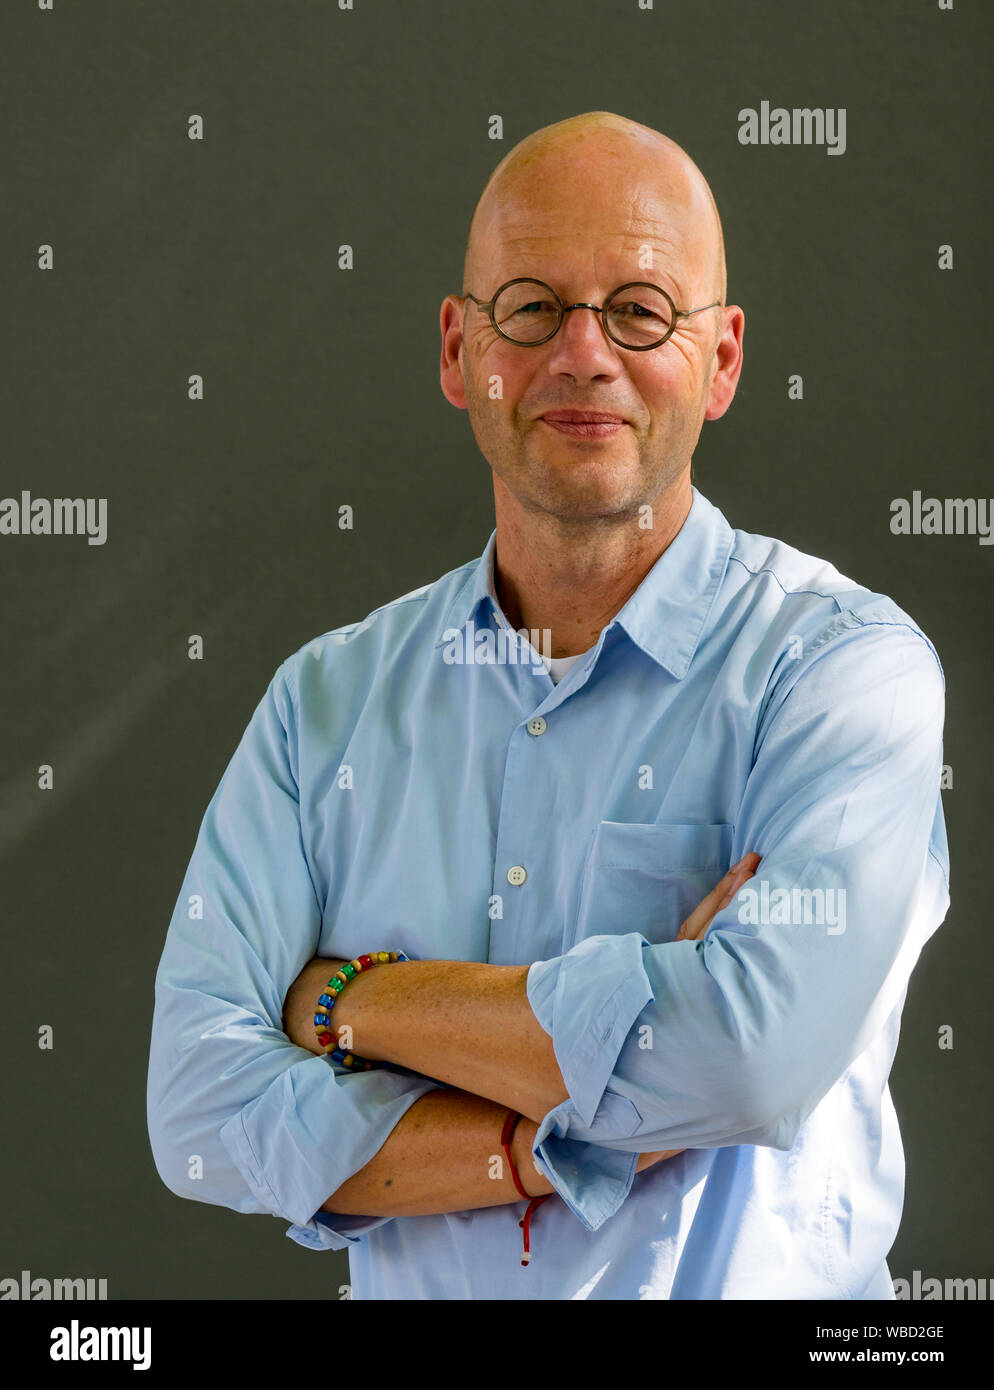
[286,1209,395,1252]
[530,1094,642,1231]
[526,933,654,1229]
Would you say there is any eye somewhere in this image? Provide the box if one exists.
[614,300,659,319]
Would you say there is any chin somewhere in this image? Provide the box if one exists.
[531,482,647,523]
[534,459,644,510]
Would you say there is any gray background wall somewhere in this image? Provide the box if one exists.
[1,0,988,1298]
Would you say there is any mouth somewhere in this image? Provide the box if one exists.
[539,411,628,440]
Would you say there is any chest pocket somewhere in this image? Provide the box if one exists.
[565,821,735,951]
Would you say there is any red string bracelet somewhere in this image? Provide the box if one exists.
[501,1110,551,1266]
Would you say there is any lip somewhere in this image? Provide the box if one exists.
[540,410,627,439]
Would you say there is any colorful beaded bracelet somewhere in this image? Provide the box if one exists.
[313,949,409,1069]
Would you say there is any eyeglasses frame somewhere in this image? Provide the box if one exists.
[462,277,724,352]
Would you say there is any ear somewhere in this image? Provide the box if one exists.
[440,294,468,410]
[703,306,745,421]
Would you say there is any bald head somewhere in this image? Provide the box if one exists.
[462,111,726,316]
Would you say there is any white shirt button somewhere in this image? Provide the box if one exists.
[526,716,547,736]
[507,865,527,886]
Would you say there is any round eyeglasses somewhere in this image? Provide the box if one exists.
[463,278,723,351]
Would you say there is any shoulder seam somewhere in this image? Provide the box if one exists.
[726,553,849,608]
[788,612,944,682]
[727,553,943,680]
[848,613,945,684]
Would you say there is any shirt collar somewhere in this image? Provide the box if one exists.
[435,485,735,680]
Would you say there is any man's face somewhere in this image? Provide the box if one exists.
[441,158,740,525]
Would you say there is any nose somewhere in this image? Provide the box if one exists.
[544,303,623,379]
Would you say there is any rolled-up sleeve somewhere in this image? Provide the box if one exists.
[526,611,951,1230]
[146,659,442,1252]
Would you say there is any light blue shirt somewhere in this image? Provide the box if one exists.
[147,486,950,1299]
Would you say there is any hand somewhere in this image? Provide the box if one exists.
[675,851,762,943]
[635,1147,685,1173]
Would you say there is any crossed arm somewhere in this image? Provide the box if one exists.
[150,624,945,1234]
[284,959,573,1217]
[281,855,760,1219]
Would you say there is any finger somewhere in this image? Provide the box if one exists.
[700,856,762,938]
[717,853,762,908]
[677,856,752,938]
[676,869,740,942]
[676,853,762,942]
[690,871,755,941]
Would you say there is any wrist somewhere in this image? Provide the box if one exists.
[325,959,384,1060]
[284,955,389,1059]
[284,960,336,1053]
[509,1114,553,1199]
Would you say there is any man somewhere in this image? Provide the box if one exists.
[147,111,949,1299]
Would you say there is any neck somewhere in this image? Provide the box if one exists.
[492,474,693,659]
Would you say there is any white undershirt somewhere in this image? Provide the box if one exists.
[545,651,586,684]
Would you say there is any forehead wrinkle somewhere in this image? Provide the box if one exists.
[478,184,698,292]
[479,228,691,300]
[491,186,686,244]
